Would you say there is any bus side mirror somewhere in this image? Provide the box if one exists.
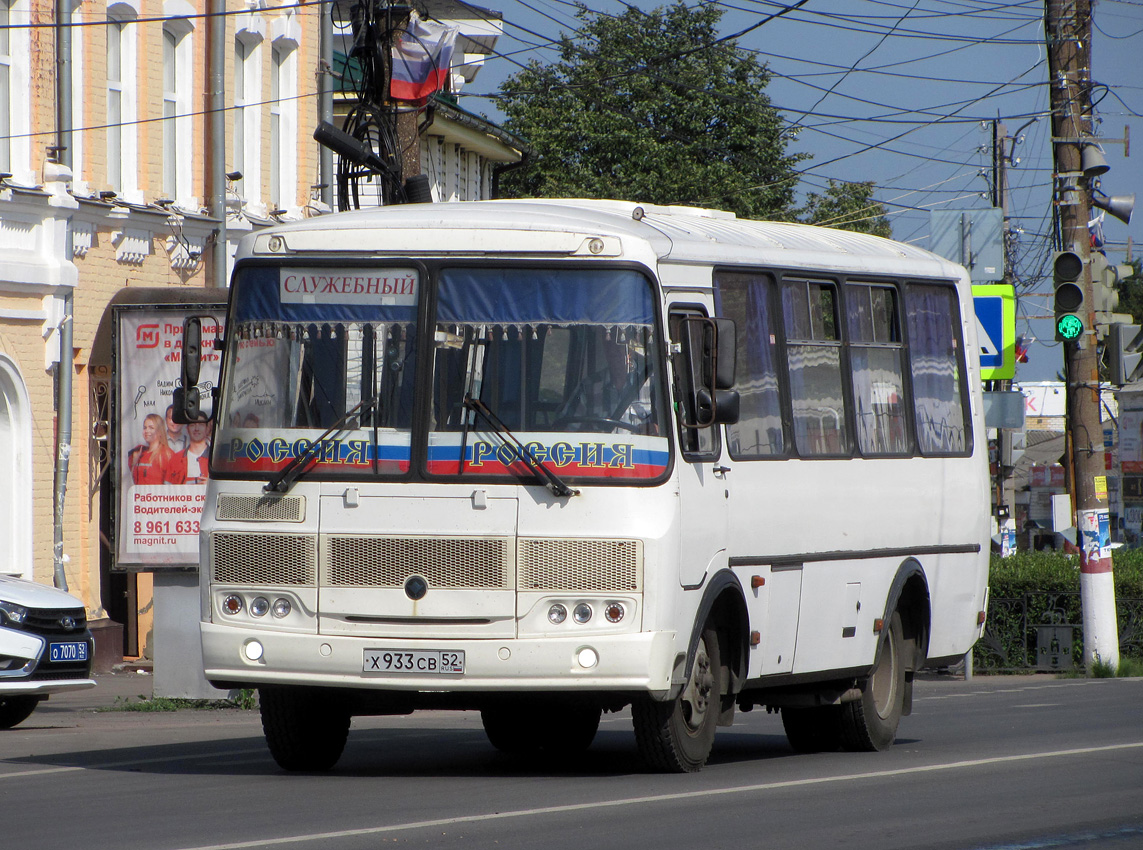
[704,317,737,391]
[676,315,740,428]
[173,317,210,424]
[697,387,740,425]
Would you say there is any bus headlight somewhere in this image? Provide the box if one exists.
[250,597,270,617]
[573,603,593,624]
[272,598,292,618]
[548,604,567,624]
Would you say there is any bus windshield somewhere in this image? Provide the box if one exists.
[214,265,419,477]
[427,267,669,483]
[211,264,669,484]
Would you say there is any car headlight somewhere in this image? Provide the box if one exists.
[0,600,29,626]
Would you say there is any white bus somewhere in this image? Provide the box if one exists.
[178,199,990,773]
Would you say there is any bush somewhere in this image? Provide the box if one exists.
[988,549,1143,597]
[978,550,1143,671]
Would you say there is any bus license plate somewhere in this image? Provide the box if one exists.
[363,650,464,675]
[49,641,89,663]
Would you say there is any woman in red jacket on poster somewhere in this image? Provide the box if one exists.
[127,413,176,485]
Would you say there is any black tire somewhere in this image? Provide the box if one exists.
[259,686,351,772]
[0,695,41,729]
[481,701,601,756]
[781,705,843,753]
[632,623,721,773]
[841,611,907,752]
[481,707,541,755]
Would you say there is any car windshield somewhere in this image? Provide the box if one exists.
[427,267,669,483]
[213,265,419,478]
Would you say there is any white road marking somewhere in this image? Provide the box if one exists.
[166,741,1143,850]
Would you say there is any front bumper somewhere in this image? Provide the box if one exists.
[0,627,95,696]
[202,621,679,697]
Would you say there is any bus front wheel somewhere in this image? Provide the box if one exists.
[260,686,351,771]
[633,623,721,772]
[841,611,907,751]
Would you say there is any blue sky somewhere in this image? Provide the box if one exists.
[451,0,1142,383]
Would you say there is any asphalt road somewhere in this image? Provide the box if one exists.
[2,672,1141,850]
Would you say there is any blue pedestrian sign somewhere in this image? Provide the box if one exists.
[972,284,1016,380]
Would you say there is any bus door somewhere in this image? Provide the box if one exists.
[668,305,731,589]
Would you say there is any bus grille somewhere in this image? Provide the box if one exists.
[518,538,642,592]
[216,495,305,522]
[323,536,513,589]
[211,533,317,585]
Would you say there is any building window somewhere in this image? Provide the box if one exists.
[105,3,138,199]
[269,35,297,211]
[0,0,29,181]
[233,39,247,177]
[0,355,33,580]
[270,44,283,208]
[161,28,177,198]
[0,0,12,173]
[160,3,195,206]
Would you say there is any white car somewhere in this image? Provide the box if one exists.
[0,575,95,728]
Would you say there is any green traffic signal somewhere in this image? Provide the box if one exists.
[1056,313,1084,341]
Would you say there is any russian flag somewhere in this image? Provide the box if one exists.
[390,15,459,105]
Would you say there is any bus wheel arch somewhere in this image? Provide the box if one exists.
[688,570,749,714]
[840,561,930,751]
[633,572,747,772]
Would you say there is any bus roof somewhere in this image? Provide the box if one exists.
[240,198,966,281]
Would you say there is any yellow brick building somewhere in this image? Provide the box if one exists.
[0,0,521,669]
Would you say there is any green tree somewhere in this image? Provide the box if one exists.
[798,179,893,238]
[1113,258,1143,322]
[496,2,804,220]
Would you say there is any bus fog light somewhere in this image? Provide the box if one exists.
[577,647,598,668]
[222,594,244,615]
[573,603,592,624]
[604,602,625,623]
[272,598,292,618]
[243,640,264,661]
[548,604,567,624]
[250,597,270,617]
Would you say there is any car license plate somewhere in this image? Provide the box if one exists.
[363,649,464,675]
[49,641,88,663]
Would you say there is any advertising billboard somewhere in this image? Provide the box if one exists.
[114,305,224,567]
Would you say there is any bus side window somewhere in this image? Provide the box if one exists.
[905,283,971,456]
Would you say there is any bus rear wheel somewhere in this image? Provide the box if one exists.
[841,611,906,752]
[260,686,351,771]
[632,623,721,773]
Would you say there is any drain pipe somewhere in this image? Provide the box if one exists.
[319,0,333,209]
[208,0,227,287]
[52,0,74,590]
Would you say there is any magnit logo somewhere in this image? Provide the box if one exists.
[136,324,161,348]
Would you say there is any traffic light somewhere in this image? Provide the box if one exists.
[1092,252,1135,339]
[1052,249,1086,342]
[1108,322,1143,386]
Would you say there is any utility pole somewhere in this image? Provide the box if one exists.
[1045,0,1120,671]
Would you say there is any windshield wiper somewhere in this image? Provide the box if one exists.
[265,395,378,494]
[463,395,579,499]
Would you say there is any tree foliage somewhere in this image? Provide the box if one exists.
[798,179,893,238]
[496,2,805,220]
[1113,258,1143,322]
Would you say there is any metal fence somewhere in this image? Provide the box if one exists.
[973,592,1143,672]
